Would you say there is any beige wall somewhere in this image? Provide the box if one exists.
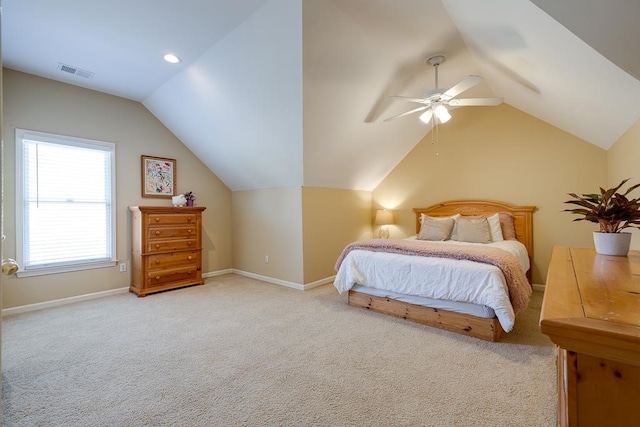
[3,69,622,306]
[232,187,304,284]
[373,104,607,284]
[607,117,640,249]
[302,187,372,283]
[2,69,232,308]
[232,186,372,286]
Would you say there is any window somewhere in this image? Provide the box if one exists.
[15,129,116,277]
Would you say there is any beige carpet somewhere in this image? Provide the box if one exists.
[2,274,556,426]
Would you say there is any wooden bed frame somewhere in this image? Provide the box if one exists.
[347,199,535,342]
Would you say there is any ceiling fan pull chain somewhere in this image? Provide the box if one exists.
[435,126,440,156]
[432,111,440,156]
[431,115,435,146]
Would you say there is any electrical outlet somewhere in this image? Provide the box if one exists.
[264,255,269,264]
[119,263,127,272]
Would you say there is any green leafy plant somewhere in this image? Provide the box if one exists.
[564,178,640,233]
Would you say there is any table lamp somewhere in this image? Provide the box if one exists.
[374,209,394,239]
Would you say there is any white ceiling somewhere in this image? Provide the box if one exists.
[2,0,271,100]
[3,0,640,191]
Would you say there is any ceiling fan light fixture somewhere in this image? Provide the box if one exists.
[434,105,451,123]
[419,109,433,125]
[385,53,502,124]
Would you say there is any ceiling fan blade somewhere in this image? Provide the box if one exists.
[448,97,503,106]
[441,75,483,100]
[383,105,428,122]
[388,95,428,104]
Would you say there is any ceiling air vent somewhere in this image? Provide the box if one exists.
[57,63,94,79]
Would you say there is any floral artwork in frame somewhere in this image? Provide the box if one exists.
[141,155,176,198]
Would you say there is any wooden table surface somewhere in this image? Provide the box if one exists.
[540,246,640,366]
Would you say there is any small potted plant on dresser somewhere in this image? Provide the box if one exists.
[564,178,640,256]
[184,191,195,207]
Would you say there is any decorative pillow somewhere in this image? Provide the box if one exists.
[420,213,460,238]
[456,216,491,243]
[487,213,504,242]
[498,212,517,240]
[418,216,455,241]
[421,213,461,240]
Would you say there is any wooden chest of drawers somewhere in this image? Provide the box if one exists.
[129,206,206,297]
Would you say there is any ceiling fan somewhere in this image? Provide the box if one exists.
[384,54,503,124]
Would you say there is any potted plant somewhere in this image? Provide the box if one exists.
[564,178,640,256]
[184,191,195,207]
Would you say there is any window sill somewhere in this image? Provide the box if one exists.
[16,261,117,278]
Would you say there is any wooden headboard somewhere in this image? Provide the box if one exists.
[413,199,536,282]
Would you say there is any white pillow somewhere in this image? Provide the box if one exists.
[488,213,504,242]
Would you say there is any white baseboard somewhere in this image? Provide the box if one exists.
[232,269,335,291]
[303,275,336,290]
[202,268,234,279]
[2,287,130,317]
[3,268,233,316]
[1,269,334,316]
[230,270,541,294]
[5,269,531,315]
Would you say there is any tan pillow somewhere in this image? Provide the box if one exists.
[421,213,461,240]
[451,216,504,242]
[456,216,491,243]
[498,212,517,240]
[418,216,455,241]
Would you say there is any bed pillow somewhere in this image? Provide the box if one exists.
[448,214,462,240]
[418,216,455,241]
[487,213,504,242]
[456,216,491,243]
[420,213,461,240]
[498,212,517,240]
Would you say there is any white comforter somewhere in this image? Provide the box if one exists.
[334,239,530,332]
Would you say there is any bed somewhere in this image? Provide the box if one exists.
[334,199,535,341]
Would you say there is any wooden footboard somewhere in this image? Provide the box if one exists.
[348,290,504,342]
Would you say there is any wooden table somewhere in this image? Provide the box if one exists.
[540,246,640,426]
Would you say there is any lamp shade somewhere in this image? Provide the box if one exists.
[374,209,394,225]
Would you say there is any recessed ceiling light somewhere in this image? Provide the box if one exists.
[163,54,181,64]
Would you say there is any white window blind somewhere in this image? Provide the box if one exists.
[15,129,116,276]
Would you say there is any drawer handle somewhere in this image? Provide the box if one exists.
[187,242,192,246]
[187,256,192,261]
[155,276,161,281]
[187,218,192,223]
[187,229,192,234]
[155,244,161,249]
[155,259,160,264]
[154,217,160,222]
[155,231,161,236]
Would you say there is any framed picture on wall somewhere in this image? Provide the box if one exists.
[141,155,176,198]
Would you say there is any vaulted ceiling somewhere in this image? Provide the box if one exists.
[4,0,640,191]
